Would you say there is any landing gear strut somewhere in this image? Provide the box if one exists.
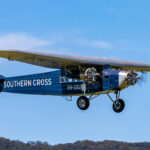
[77,91,125,112]
[107,91,125,113]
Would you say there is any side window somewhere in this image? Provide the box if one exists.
[60,77,81,83]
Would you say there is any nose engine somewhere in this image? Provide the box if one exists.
[119,70,138,89]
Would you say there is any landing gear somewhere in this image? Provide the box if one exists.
[77,96,89,110]
[76,91,125,113]
[112,99,125,113]
[107,91,125,113]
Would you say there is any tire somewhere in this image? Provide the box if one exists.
[77,96,90,110]
[112,99,125,113]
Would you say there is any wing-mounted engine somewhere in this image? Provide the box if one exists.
[83,65,111,82]
[65,64,139,87]
[64,65,101,82]
[65,65,109,83]
[85,67,98,82]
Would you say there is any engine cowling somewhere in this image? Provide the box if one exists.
[118,70,138,89]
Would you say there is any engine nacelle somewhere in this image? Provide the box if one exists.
[85,67,97,82]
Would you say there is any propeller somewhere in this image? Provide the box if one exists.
[136,73,147,86]
[126,70,147,86]
[127,70,138,85]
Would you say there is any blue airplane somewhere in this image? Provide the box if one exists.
[0,50,149,113]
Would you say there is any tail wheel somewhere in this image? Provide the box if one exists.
[112,99,125,113]
[77,96,90,110]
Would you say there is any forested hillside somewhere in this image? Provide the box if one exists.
[0,138,150,150]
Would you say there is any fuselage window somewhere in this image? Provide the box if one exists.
[60,77,81,83]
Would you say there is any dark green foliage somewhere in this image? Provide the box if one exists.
[0,137,150,150]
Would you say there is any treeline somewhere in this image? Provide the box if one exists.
[0,137,150,150]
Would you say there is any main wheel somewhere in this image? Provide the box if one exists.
[77,96,90,110]
[112,99,125,113]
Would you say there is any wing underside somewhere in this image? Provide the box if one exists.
[0,50,150,72]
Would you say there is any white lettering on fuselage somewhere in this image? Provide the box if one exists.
[67,85,81,91]
[4,78,52,88]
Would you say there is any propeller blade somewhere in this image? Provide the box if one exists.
[137,73,147,86]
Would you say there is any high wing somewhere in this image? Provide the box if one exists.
[0,50,150,72]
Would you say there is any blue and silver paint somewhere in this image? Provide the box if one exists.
[0,69,138,96]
